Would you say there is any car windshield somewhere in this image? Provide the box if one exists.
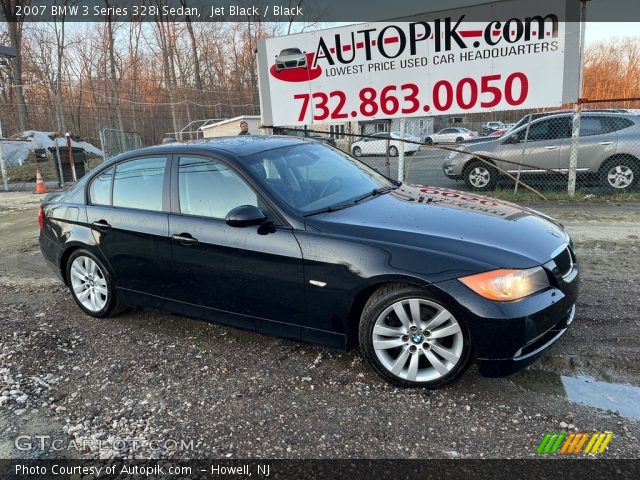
[280,48,301,56]
[243,143,392,214]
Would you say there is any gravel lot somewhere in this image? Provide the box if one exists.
[0,191,639,459]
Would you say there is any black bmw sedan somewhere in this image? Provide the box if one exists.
[39,137,579,388]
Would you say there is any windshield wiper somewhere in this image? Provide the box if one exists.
[303,185,399,217]
[302,202,354,217]
[352,185,398,204]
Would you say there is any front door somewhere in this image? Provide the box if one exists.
[168,155,306,333]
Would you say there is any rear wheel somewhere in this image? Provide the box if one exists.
[359,284,471,388]
[66,249,124,317]
[463,160,497,191]
[389,146,398,157]
[352,146,362,157]
[456,137,464,143]
[600,157,639,191]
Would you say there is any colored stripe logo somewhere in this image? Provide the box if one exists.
[537,432,613,455]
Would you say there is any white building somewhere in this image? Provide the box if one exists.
[199,115,264,138]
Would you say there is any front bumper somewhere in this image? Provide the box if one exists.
[476,303,575,376]
[434,257,579,377]
[443,164,462,179]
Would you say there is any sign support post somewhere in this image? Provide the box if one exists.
[398,118,406,182]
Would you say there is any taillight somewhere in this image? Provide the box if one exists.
[38,205,45,230]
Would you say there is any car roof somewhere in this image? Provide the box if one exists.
[107,136,320,164]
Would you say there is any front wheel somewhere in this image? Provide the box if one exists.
[352,146,362,157]
[425,137,433,145]
[359,284,471,388]
[463,160,497,191]
[66,249,124,317]
[600,158,638,191]
[389,146,398,157]
[456,137,464,143]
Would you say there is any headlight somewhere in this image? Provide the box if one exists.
[446,149,464,160]
[459,267,549,302]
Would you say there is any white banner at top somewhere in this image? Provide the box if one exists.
[257,0,581,126]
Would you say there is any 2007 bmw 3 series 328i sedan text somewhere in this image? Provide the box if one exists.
[39,137,579,388]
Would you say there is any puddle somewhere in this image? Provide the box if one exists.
[512,370,640,420]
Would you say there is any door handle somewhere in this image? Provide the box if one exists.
[598,141,613,146]
[91,220,111,231]
[544,146,558,150]
[171,233,198,245]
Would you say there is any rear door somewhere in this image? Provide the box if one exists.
[495,118,566,172]
[570,115,618,172]
[168,155,306,332]
[85,155,173,296]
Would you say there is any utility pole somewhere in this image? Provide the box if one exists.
[568,0,588,197]
[0,117,7,191]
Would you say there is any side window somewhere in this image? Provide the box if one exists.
[112,157,166,211]
[178,157,258,219]
[580,117,608,136]
[527,119,555,141]
[607,116,634,132]
[89,167,113,205]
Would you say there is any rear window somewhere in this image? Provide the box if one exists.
[608,116,634,132]
[89,168,113,205]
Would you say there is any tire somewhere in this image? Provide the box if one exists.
[425,137,433,145]
[463,159,497,191]
[359,284,471,388]
[353,146,362,157]
[389,146,398,157]
[600,157,639,191]
[65,249,125,318]
[456,137,464,143]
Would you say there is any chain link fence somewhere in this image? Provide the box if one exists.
[0,129,143,192]
[100,129,143,162]
[273,103,640,199]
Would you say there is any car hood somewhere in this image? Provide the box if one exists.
[304,184,569,274]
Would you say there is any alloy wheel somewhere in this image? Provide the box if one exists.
[372,298,464,383]
[69,255,109,313]
[468,166,491,188]
[607,165,634,189]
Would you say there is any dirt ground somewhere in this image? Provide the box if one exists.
[0,190,638,459]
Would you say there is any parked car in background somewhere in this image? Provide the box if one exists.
[488,128,509,138]
[351,131,421,157]
[443,112,640,191]
[482,121,506,136]
[39,136,578,388]
[425,127,477,144]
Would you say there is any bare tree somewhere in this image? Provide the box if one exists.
[0,0,30,131]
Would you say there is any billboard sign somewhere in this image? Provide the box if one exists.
[257,0,581,126]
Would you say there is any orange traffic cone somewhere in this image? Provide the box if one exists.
[34,168,47,194]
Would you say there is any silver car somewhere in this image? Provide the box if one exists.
[443,113,640,191]
[275,48,307,72]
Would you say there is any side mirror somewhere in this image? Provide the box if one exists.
[225,205,268,228]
